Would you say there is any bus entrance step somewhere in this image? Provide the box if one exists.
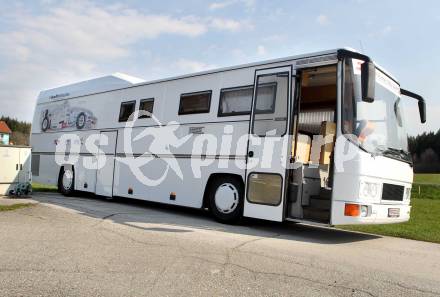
[302,207,330,222]
[319,188,332,200]
[309,197,331,210]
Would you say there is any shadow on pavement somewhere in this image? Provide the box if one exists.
[31,191,381,244]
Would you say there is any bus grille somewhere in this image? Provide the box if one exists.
[381,183,404,201]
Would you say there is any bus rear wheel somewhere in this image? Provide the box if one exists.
[208,176,243,224]
[41,117,49,132]
[58,167,75,196]
[76,112,86,129]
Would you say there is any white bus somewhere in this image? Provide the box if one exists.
[31,48,426,225]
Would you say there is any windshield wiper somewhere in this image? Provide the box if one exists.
[382,147,412,163]
[371,146,412,163]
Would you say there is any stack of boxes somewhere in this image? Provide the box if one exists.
[292,121,336,189]
[292,121,336,166]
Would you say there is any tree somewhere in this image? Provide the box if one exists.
[408,129,440,173]
[0,116,31,146]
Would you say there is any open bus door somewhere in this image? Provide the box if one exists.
[243,66,295,221]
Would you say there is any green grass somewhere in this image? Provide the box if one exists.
[411,184,440,200]
[412,173,440,200]
[0,203,34,212]
[339,199,440,243]
[413,173,440,185]
[339,174,440,244]
[32,182,58,193]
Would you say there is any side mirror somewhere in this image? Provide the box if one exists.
[361,62,376,102]
[418,99,426,124]
[400,88,426,124]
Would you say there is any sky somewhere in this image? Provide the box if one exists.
[0,0,439,136]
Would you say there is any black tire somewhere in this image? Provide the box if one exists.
[207,176,244,224]
[76,112,86,129]
[58,167,75,196]
[41,117,49,132]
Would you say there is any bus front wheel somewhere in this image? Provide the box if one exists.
[208,176,244,224]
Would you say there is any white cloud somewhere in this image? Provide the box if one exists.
[257,45,267,56]
[0,3,250,61]
[0,5,207,62]
[209,1,235,10]
[367,25,393,39]
[242,0,256,9]
[0,2,249,121]
[316,14,329,26]
[382,25,392,35]
[209,18,252,31]
[209,0,256,11]
[262,34,288,43]
[231,48,246,59]
[175,59,217,73]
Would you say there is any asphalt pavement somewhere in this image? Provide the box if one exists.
[0,192,439,297]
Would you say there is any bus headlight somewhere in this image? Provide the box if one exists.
[405,188,411,201]
[344,204,370,217]
[359,181,381,200]
[361,205,369,217]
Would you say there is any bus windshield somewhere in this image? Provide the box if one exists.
[342,59,411,162]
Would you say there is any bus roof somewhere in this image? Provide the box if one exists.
[37,73,145,103]
[36,48,398,104]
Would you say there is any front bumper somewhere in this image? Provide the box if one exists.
[331,200,411,225]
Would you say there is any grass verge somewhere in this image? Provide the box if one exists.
[0,203,34,212]
[339,176,440,244]
[414,173,440,184]
[339,199,440,243]
[32,182,58,193]
[411,183,440,200]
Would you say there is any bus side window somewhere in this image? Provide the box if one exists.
[178,91,212,115]
[119,100,136,122]
[139,98,154,119]
[218,86,253,117]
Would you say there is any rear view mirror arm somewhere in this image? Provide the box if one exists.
[337,49,372,63]
[337,49,375,102]
[400,88,426,123]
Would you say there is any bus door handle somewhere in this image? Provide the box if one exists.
[20,164,23,170]
[16,164,18,170]
[248,151,254,158]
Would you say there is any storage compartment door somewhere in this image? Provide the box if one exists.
[95,131,118,197]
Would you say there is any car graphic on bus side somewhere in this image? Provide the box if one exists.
[40,101,97,132]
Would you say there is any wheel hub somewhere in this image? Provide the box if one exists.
[78,116,85,126]
[62,169,73,189]
[214,183,239,214]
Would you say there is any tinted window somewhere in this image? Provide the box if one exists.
[179,91,211,115]
[218,86,253,116]
[218,84,277,117]
[247,173,282,205]
[139,98,154,119]
[255,83,277,114]
[31,154,40,176]
[252,73,287,137]
[119,101,136,122]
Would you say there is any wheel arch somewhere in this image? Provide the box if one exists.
[202,173,244,209]
[57,164,75,190]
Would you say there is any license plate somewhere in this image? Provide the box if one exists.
[388,208,400,218]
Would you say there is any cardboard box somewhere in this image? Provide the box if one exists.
[319,121,336,165]
[292,134,311,164]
